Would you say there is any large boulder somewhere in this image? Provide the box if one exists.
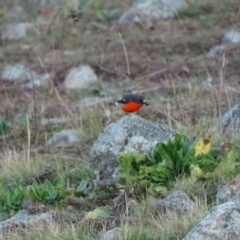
[89,114,176,179]
[183,201,240,240]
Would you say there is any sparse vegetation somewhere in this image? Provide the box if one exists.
[0,0,240,238]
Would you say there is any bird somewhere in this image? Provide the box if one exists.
[109,94,149,113]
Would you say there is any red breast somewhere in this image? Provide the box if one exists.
[121,101,144,113]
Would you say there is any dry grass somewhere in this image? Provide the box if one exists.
[0,0,239,239]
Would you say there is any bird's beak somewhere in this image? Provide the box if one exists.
[143,100,149,106]
[109,102,119,106]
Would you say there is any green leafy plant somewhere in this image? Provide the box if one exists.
[118,134,216,196]
[27,178,66,204]
[0,178,27,219]
[176,4,206,19]
[0,118,12,135]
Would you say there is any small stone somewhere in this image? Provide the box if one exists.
[207,30,240,57]
[157,190,195,215]
[72,97,111,108]
[47,129,80,147]
[199,74,213,91]
[207,45,227,58]
[1,23,34,40]
[119,0,187,25]
[99,228,120,240]
[66,205,74,212]
[63,65,98,90]
[7,6,25,21]
[40,118,68,126]
[222,30,240,44]
[24,73,51,88]
[219,104,240,135]
[1,63,50,88]
[0,209,51,232]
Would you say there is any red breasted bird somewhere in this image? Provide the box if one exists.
[109,94,149,113]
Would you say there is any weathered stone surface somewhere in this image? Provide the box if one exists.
[40,118,68,126]
[1,23,34,40]
[0,209,51,232]
[183,201,240,240]
[47,129,80,147]
[208,30,240,57]
[222,30,240,44]
[219,104,240,135]
[207,44,227,58]
[63,65,98,90]
[90,114,176,179]
[1,63,50,88]
[157,190,195,215]
[119,0,187,24]
[99,228,120,240]
[217,175,240,204]
[72,97,112,108]
[7,6,26,21]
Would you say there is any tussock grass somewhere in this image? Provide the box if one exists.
[0,148,47,186]
[116,196,208,240]
[0,0,239,239]
[0,219,97,240]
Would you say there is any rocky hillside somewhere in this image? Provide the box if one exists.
[0,0,240,239]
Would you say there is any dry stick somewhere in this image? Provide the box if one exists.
[118,32,130,77]
[3,83,12,109]
[26,113,31,162]
[53,87,74,117]
[217,53,226,130]
[223,83,234,138]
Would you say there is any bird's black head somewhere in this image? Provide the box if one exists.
[121,94,149,106]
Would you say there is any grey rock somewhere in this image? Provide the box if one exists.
[41,0,79,9]
[72,97,111,108]
[220,104,240,135]
[222,30,240,44]
[90,114,176,179]
[24,73,50,88]
[1,23,34,40]
[183,201,240,240]
[199,73,213,91]
[7,6,26,21]
[157,190,195,215]
[35,16,48,26]
[217,175,240,204]
[40,118,68,126]
[0,209,51,232]
[63,65,98,90]
[99,228,120,240]
[119,0,187,24]
[1,63,50,88]
[207,44,227,58]
[207,30,240,57]
[47,129,80,147]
